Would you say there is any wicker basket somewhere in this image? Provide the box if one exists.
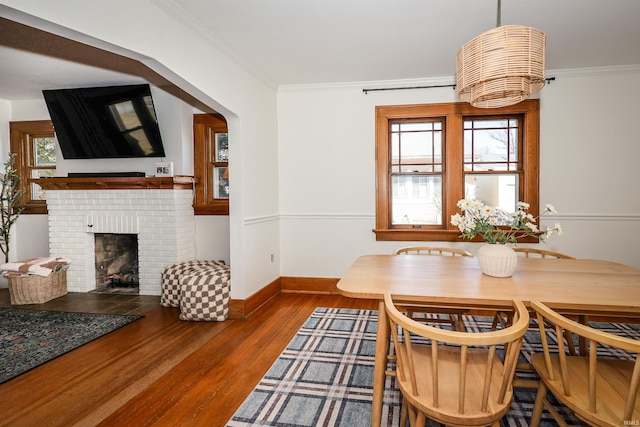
[7,267,68,305]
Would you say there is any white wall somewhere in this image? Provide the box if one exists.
[0,1,279,299]
[277,67,640,276]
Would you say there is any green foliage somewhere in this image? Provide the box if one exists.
[35,137,56,166]
[0,153,26,263]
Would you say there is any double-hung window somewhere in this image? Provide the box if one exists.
[374,100,539,241]
[193,113,229,215]
[9,120,57,214]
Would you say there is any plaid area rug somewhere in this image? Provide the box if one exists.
[227,308,640,427]
[0,308,142,384]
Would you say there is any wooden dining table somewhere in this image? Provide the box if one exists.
[336,254,640,427]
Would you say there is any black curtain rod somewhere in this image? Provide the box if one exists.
[362,77,555,94]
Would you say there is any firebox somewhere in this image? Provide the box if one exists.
[94,233,139,291]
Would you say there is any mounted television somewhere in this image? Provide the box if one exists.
[43,84,166,159]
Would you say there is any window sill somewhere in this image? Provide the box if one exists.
[19,204,48,215]
[194,204,229,215]
[373,228,540,243]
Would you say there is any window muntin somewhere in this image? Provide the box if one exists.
[374,100,539,241]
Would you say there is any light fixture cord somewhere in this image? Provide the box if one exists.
[496,0,502,26]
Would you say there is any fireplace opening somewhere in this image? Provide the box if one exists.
[94,233,139,292]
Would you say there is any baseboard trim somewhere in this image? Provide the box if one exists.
[281,276,340,294]
[228,276,340,319]
[228,277,281,319]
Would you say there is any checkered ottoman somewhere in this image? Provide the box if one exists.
[178,267,231,321]
[161,260,226,308]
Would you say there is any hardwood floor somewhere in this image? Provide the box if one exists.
[0,289,377,427]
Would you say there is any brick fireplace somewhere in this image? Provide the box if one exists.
[40,177,195,295]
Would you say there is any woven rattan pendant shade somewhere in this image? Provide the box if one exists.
[456,25,546,108]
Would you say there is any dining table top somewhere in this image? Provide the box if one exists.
[337,254,640,316]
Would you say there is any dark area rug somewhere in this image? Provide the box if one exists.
[227,307,640,427]
[0,307,142,384]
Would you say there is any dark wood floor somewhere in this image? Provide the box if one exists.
[0,289,377,427]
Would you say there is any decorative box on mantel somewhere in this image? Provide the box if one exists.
[36,176,196,296]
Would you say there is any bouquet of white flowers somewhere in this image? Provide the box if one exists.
[450,199,562,244]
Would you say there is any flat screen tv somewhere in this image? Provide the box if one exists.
[43,84,166,159]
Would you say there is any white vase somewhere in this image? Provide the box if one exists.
[477,244,518,278]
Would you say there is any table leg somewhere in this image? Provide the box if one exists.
[372,300,389,427]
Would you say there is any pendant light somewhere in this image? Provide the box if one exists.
[456,0,546,108]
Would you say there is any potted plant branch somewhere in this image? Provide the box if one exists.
[0,153,26,264]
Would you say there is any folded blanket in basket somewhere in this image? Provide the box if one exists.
[1,257,71,277]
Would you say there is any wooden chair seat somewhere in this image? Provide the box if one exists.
[401,345,513,426]
[531,354,639,425]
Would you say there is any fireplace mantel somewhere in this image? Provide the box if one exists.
[35,176,194,191]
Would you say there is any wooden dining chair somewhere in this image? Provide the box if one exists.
[385,294,529,427]
[393,246,472,332]
[512,247,576,259]
[393,246,473,257]
[529,301,640,426]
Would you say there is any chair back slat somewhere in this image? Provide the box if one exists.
[589,340,597,412]
[432,343,439,407]
[389,317,404,382]
[499,337,524,403]
[480,345,496,412]
[403,328,418,394]
[536,312,555,381]
[555,324,572,396]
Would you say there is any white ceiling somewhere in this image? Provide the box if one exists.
[1,0,640,100]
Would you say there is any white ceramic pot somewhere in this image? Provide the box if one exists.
[477,244,518,278]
